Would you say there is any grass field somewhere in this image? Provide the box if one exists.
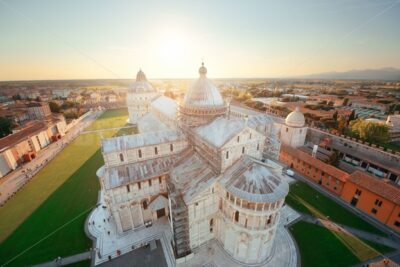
[286,181,386,236]
[290,221,395,267]
[0,108,128,266]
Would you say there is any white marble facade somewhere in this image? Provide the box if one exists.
[93,64,292,265]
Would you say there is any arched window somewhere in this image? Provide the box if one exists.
[234,211,239,222]
[237,136,240,142]
[138,149,142,158]
[119,153,124,162]
[170,144,174,152]
[142,200,148,210]
[242,147,245,154]
[210,219,214,233]
[226,151,229,159]
[154,147,158,155]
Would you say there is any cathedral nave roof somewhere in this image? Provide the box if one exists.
[102,130,184,153]
[170,152,218,204]
[193,117,246,148]
[151,95,178,120]
[137,112,171,133]
[105,154,182,189]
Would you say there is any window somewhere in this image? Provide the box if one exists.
[170,144,174,152]
[249,133,252,139]
[237,136,240,142]
[126,185,130,192]
[371,208,378,215]
[267,215,272,224]
[149,179,152,186]
[395,221,400,228]
[375,199,382,207]
[242,147,245,154]
[142,200,148,210]
[159,177,162,184]
[234,211,239,222]
[154,147,158,155]
[210,219,214,233]
[226,151,229,159]
[286,127,289,132]
[355,189,362,196]
[119,153,124,162]
[245,218,248,228]
[257,143,260,151]
[195,202,199,206]
[138,182,141,190]
[138,149,142,158]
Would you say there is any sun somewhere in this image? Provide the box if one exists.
[156,29,189,66]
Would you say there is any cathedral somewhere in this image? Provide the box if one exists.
[89,63,307,266]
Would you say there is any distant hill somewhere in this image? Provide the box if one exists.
[299,68,400,81]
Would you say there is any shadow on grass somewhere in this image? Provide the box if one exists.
[0,150,102,266]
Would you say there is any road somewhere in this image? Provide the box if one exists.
[0,110,103,205]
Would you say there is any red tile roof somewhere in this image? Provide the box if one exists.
[348,171,400,205]
[0,121,47,152]
[280,144,349,182]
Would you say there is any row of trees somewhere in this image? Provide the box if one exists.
[347,119,390,144]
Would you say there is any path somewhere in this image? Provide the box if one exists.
[81,125,136,135]
[32,251,91,267]
[301,215,400,249]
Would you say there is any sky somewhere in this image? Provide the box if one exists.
[0,0,399,81]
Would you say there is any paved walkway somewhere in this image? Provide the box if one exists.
[301,215,400,249]
[81,125,136,135]
[32,251,91,267]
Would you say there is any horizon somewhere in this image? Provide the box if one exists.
[1,0,400,80]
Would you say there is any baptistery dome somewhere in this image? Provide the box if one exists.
[129,70,156,93]
[285,107,305,127]
[179,63,227,128]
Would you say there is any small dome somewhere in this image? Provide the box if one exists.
[183,63,224,108]
[285,107,305,127]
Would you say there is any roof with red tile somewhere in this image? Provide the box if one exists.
[348,171,400,205]
[280,144,349,182]
[0,121,48,152]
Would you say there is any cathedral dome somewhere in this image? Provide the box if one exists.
[285,107,305,127]
[183,63,224,108]
[130,70,155,93]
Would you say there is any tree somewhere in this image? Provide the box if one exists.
[349,119,390,144]
[12,94,21,101]
[332,111,338,121]
[0,117,12,137]
[327,151,340,167]
[348,110,356,122]
[337,115,346,134]
[49,101,61,113]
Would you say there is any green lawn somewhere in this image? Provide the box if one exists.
[286,181,386,236]
[85,108,128,131]
[0,108,128,266]
[290,221,394,267]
